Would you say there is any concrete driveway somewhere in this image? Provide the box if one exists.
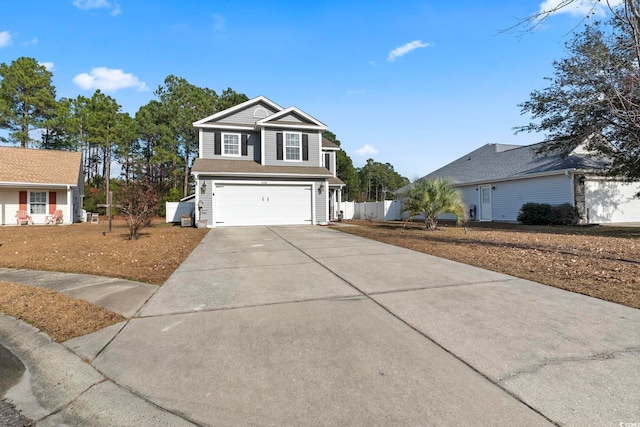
[6,225,640,426]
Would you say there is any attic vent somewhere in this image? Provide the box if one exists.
[253,107,268,119]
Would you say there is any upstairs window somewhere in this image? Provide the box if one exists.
[285,132,301,161]
[223,133,240,156]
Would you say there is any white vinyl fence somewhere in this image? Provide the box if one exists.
[340,200,402,222]
[166,201,195,223]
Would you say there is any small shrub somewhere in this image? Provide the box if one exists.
[550,203,580,226]
[518,202,580,226]
[517,202,552,225]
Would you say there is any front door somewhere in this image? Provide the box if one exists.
[479,185,492,221]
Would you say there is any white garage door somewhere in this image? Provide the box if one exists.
[215,184,313,226]
[585,180,640,223]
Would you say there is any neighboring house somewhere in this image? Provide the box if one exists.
[0,146,84,225]
[401,142,640,224]
[191,96,345,227]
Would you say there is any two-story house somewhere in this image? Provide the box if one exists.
[192,96,344,227]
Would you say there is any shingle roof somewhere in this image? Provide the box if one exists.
[420,143,609,185]
[0,146,82,186]
[192,158,334,178]
[328,176,345,186]
[322,138,340,149]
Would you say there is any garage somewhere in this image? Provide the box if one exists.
[214,184,313,226]
[585,180,640,223]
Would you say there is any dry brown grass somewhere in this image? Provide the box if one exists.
[0,281,126,342]
[0,217,208,285]
[0,217,208,341]
[334,221,640,310]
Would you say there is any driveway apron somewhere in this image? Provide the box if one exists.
[88,226,640,426]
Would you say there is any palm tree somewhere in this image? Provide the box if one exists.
[401,178,467,229]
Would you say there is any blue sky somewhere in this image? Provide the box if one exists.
[0,0,614,179]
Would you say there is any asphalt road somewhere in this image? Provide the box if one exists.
[0,344,35,426]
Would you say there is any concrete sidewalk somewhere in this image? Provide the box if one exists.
[2,226,640,426]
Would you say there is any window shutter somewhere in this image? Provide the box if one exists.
[19,191,27,211]
[214,132,221,155]
[49,192,57,214]
[324,153,330,170]
[302,134,309,161]
[276,132,283,160]
[241,135,248,156]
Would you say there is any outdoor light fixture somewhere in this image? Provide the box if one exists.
[318,183,325,194]
[201,182,207,194]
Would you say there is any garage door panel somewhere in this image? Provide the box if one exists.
[215,184,312,226]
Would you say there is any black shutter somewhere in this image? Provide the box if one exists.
[214,132,221,155]
[276,132,283,160]
[325,153,330,170]
[241,135,248,156]
[302,134,309,161]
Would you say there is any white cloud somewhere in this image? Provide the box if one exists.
[23,37,38,46]
[40,62,55,71]
[538,0,623,17]
[387,40,430,62]
[355,144,378,156]
[73,67,148,92]
[212,14,226,31]
[73,0,121,15]
[347,89,365,95]
[0,31,12,47]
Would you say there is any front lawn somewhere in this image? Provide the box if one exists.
[334,221,640,309]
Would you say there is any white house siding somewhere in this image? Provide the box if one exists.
[201,130,261,162]
[216,103,278,125]
[585,180,640,223]
[263,129,321,167]
[0,188,74,225]
[0,189,15,225]
[458,174,574,222]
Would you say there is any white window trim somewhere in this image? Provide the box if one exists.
[29,191,48,216]
[222,132,241,157]
[284,131,302,162]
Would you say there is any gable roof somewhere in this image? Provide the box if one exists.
[193,96,283,127]
[418,142,610,186]
[0,146,82,186]
[256,106,327,130]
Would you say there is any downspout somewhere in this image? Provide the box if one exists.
[67,185,72,224]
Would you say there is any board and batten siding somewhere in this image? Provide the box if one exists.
[263,129,321,167]
[457,174,574,222]
[201,130,261,162]
[216,103,278,125]
[585,180,640,223]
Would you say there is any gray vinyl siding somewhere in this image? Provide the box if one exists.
[264,129,321,167]
[277,112,305,123]
[201,130,260,162]
[217,103,278,125]
[198,177,213,226]
[316,180,328,223]
[323,151,335,174]
[457,174,574,222]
